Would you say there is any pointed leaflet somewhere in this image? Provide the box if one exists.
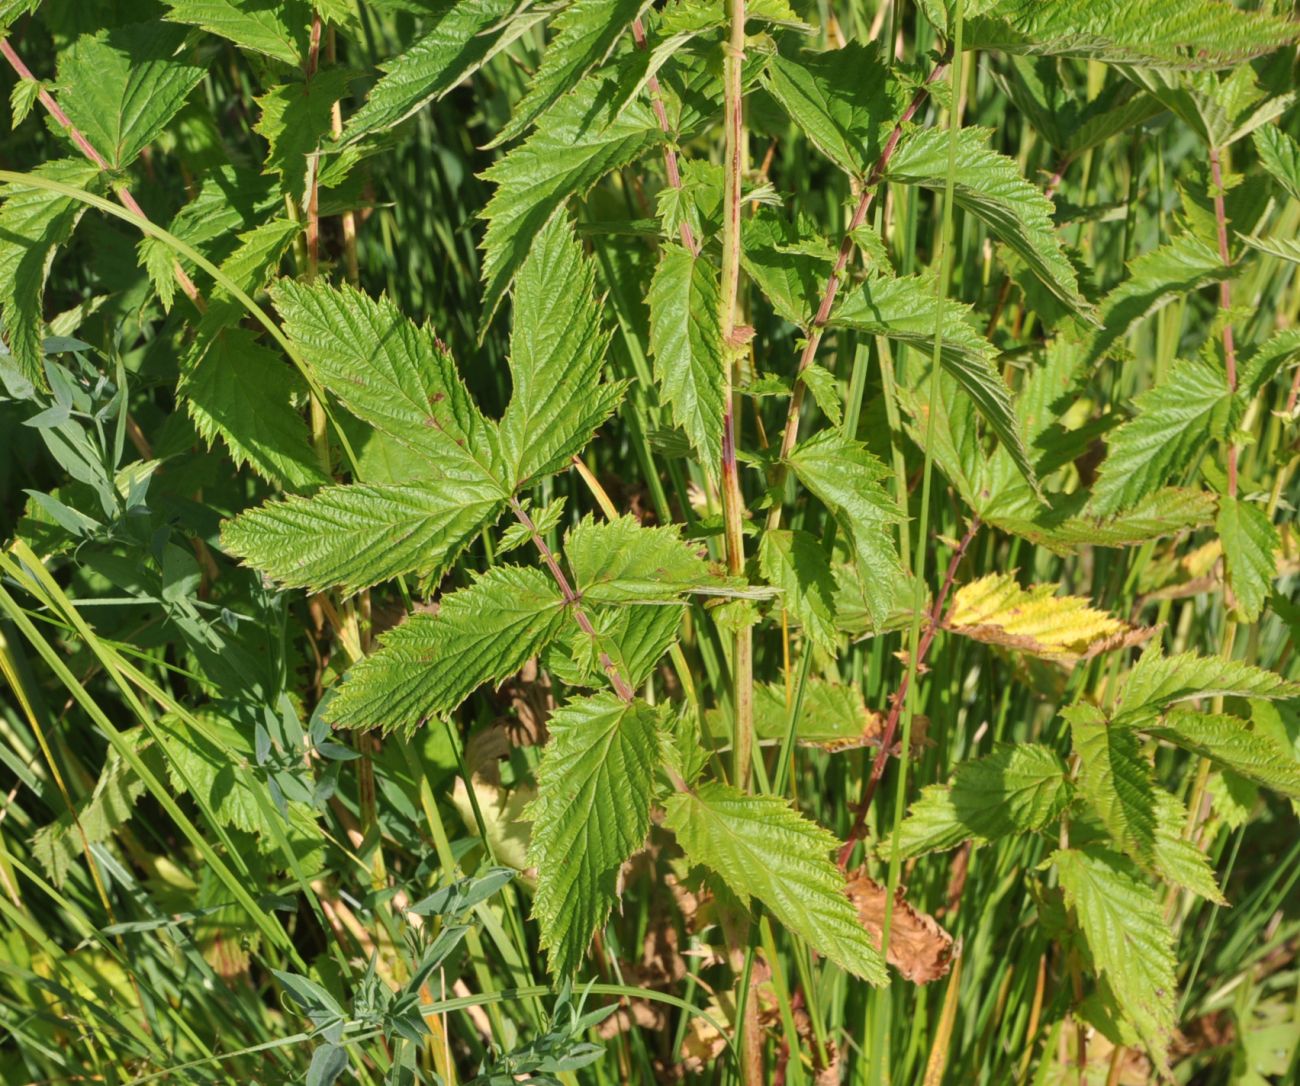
[965,0,1298,69]
[759,530,838,656]
[342,0,536,143]
[0,160,102,390]
[648,244,725,471]
[1142,711,1300,798]
[882,127,1085,313]
[1054,847,1176,1073]
[221,479,503,595]
[946,574,1145,665]
[1152,790,1225,905]
[328,566,568,733]
[741,208,840,329]
[256,69,359,205]
[665,783,887,984]
[1115,641,1300,726]
[887,743,1070,859]
[1253,125,1300,203]
[762,43,906,178]
[1241,234,1300,267]
[163,0,310,65]
[479,73,663,325]
[564,515,723,604]
[1090,358,1234,515]
[182,327,326,491]
[499,216,624,488]
[785,431,903,631]
[0,0,39,32]
[1217,496,1277,623]
[492,0,652,146]
[1065,704,1156,864]
[56,22,205,170]
[1084,232,1227,368]
[528,694,660,976]
[830,274,1035,488]
[270,278,503,486]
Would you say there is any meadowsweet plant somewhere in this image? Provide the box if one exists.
[2,1,1299,1083]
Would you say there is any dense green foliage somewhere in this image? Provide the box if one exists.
[2,1,1300,1084]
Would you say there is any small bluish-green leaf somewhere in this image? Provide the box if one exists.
[221,479,503,595]
[1217,496,1277,623]
[648,243,726,471]
[664,782,887,984]
[329,566,568,732]
[528,693,661,976]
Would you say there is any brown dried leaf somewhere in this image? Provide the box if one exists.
[846,873,955,985]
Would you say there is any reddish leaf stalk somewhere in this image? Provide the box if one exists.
[1208,145,1238,498]
[508,498,635,703]
[765,57,951,532]
[0,37,204,309]
[837,516,980,870]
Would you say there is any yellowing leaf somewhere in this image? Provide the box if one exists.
[946,573,1149,665]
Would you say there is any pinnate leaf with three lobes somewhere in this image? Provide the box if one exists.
[946,573,1146,665]
[0,160,102,390]
[328,566,568,733]
[1066,703,1156,865]
[1090,357,1234,516]
[887,743,1070,859]
[1114,641,1300,726]
[479,72,664,326]
[664,782,887,984]
[528,693,661,976]
[220,479,503,595]
[490,0,652,147]
[56,22,206,170]
[270,277,504,485]
[498,215,625,490]
[565,515,724,604]
[882,127,1086,314]
[964,0,1299,69]
[342,0,536,143]
[1216,496,1278,624]
[648,243,726,472]
[785,431,902,632]
[1142,711,1300,798]
[163,0,310,65]
[1054,846,1176,1072]
[761,42,907,178]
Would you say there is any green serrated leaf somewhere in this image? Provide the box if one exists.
[1143,710,1300,798]
[762,43,905,178]
[1240,232,1300,267]
[221,479,502,595]
[1253,124,1300,203]
[478,73,663,326]
[758,529,838,656]
[9,76,41,129]
[1217,496,1277,623]
[1066,703,1156,864]
[648,243,726,471]
[798,363,842,427]
[785,430,903,631]
[498,497,566,554]
[1054,846,1175,1072]
[0,0,39,33]
[1152,789,1225,905]
[163,0,311,65]
[491,0,651,147]
[888,743,1069,859]
[565,514,721,604]
[528,693,661,976]
[499,215,624,488]
[256,69,359,205]
[329,566,568,732]
[1090,358,1234,515]
[56,22,205,169]
[0,160,102,390]
[1116,641,1300,725]
[665,782,887,984]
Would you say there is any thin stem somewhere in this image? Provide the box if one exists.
[0,37,203,309]
[1208,145,1239,497]
[508,498,635,702]
[837,515,979,868]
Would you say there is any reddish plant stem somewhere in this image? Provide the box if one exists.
[837,516,980,869]
[765,57,950,532]
[304,14,324,276]
[631,18,699,256]
[0,37,204,309]
[1208,145,1239,497]
[508,498,636,703]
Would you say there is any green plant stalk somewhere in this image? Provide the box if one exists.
[872,7,964,1082]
